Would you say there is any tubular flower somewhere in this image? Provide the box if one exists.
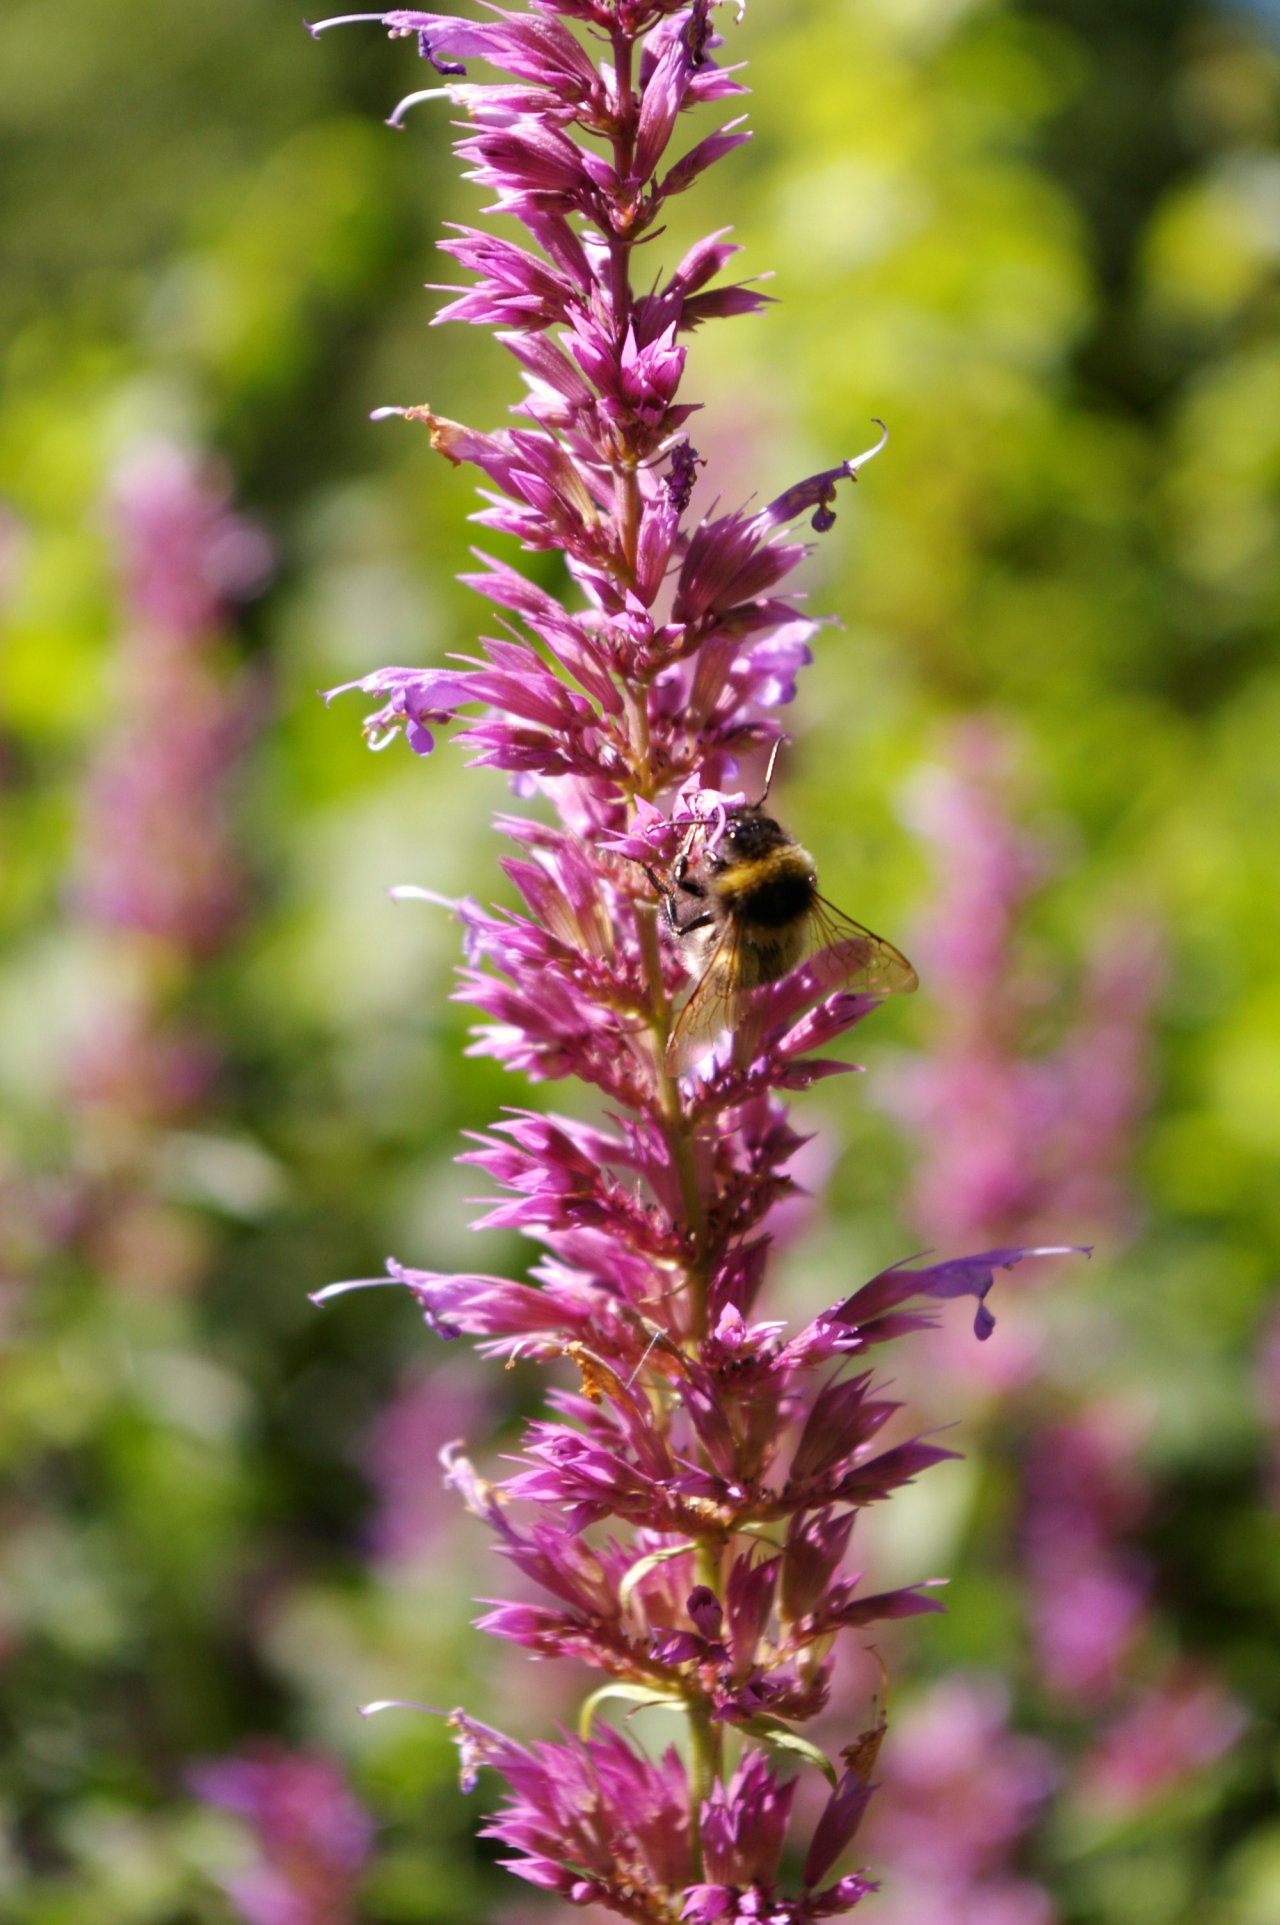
[311,4,1084,1916]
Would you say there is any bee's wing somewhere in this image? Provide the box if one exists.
[665,894,917,1077]
[666,920,744,1073]
[806,893,919,997]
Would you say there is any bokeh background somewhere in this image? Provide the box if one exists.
[2,0,1279,1919]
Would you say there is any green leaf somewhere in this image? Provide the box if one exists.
[618,1543,694,1614]
[737,1716,838,1788]
[577,1683,683,1740]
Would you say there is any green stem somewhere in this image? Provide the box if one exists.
[635,898,711,1337]
[606,21,722,1870]
[686,1539,726,1877]
[626,677,710,1330]
[685,1695,719,1877]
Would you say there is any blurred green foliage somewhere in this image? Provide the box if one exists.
[1,0,1278,1920]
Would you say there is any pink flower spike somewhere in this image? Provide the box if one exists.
[307,5,1088,1920]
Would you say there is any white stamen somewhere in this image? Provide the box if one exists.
[387,87,449,129]
[306,13,390,36]
[388,884,458,909]
[624,1327,664,1391]
[309,1276,398,1304]
[844,418,889,476]
[359,1698,442,1718]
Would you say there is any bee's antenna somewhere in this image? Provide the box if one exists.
[755,739,784,808]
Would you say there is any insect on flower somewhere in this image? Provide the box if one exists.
[646,746,919,1068]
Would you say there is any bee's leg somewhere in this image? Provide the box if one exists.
[671,854,705,898]
[672,876,714,932]
[669,867,714,933]
[669,897,717,937]
[643,866,682,935]
[675,820,701,871]
[644,865,714,939]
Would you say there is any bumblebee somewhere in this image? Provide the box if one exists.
[647,759,917,1066]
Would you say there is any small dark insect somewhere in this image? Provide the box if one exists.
[646,748,918,1068]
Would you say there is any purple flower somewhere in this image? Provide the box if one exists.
[685,1752,877,1923]
[193,1741,372,1925]
[363,1362,493,1565]
[861,1677,1059,1923]
[873,723,1240,1891]
[75,440,269,966]
[886,720,1163,1252]
[1077,1667,1246,1814]
[451,1714,693,1906]
[1021,1408,1152,1701]
[70,442,269,1129]
[310,7,1088,1919]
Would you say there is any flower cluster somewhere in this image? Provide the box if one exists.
[312,5,1079,1916]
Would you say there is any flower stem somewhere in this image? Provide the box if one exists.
[686,1538,727,1876]
[625,683,711,1336]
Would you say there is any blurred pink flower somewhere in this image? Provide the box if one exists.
[1079,1668,1246,1813]
[866,1874,1058,1925]
[867,1676,1057,1888]
[1052,921,1166,1235]
[1022,1409,1151,1703]
[363,1362,492,1567]
[879,716,1242,1885]
[69,441,270,1131]
[888,719,1162,1255]
[901,719,1048,1016]
[193,1740,373,1925]
[109,438,271,641]
[70,1004,222,1125]
[75,442,270,961]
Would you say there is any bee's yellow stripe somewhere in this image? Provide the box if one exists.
[713,852,811,903]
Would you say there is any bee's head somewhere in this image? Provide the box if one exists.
[712,805,789,866]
